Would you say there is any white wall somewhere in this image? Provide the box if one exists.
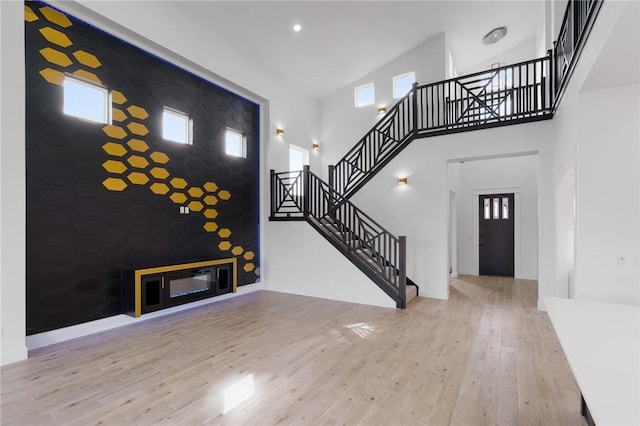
[456,156,539,280]
[0,0,28,366]
[460,37,538,76]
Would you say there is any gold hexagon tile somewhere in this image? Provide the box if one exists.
[40,7,73,28]
[39,27,72,48]
[127,139,149,153]
[243,263,255,272]
[187,187,204,198]
[169,192,187,204]
[149,183,170,195]
[111,108,127,123]
[127,172,149,185]
[102,142,128,157]
[102,160,127,174]
[188,201,204,212]
[218,241,232,251]
[243,251,255,261]
[150,167,169,180]
[203,182,218,192]
[126,155,150,169]
[126,105,149,120]
[102,177,127,192]
[72,70,101,84]
[25,6,38,22]
[203,209,218,219]
[102,125,127,140]
[204,222,219,232]
[150,151,170,164]
[218,228,231,239]
[170,177,188,189]
[203,195,218,206]
[111,90,127,105]
[39,68,64,85]
[218,190,231,201]
[126,122,149,137]
[231,246,244,256]
[39,47,73,67]
[254,267,260,276]
[72,50,101,68]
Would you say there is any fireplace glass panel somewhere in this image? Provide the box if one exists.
[169,270,212,298]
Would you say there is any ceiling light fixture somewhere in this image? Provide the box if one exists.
[482,26,507,45]
[293,24,302,32]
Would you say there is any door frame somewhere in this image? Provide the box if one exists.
[473,186,522,278]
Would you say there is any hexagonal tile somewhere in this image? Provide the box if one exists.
[40,6,73,27]
[111,90,127,105]
[187,187,204,198]
[102,142,127,157]
[72,50,101,68]
[126,122,149,136]
[203,195,218,206]
[218,190,231,201]
[102,177,127,191]
[126,155,149,169]
[203,222,219,232]
[169,192,187,204]
[203,209,218,219]
[102,125,127,140]
[243,263,255,272]
[218,228,231,238]
[243,251,255,261]
[127,172,149,185]
[231,246,244,256]
[150,151,170,164]
[73,69,101,84]
[218,241,232,251]
[149,182,170,195]
[25,6,38,22]
[170,177,188,189]
[39,68,64,85]
[102,160,127,174]
[111,108,127,122]
[39,27,72,48]
[126,105,149,120]
[203,182,218,192]
[150,167,169,180]
[127,139,149,153]
[39,47,72,67]
[188,201,204,212]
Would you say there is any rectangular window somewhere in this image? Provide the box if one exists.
[484,198,490,219]
[225,128,246,158]
[493,198,500,219]
[289,145,309,172]
[163,107,192,144]
[502,197,509,219]
[63,76,110,124]
[393,71,415,99]
[354,83,375,107]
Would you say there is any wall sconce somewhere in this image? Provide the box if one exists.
[276,128,284,136]
[378,106,387,114]
[397,177,408,185]
[312,142,319,150]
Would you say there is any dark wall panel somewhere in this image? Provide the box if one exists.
[25,2,260,334]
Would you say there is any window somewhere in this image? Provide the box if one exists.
[393,71,415,99]
[493,198,500,219]
[63,76,109,123]
[484,198,490,220]
[289,145,309,172]
[354,83,375,107]
[163,107,192,144]
[502,197,509,219]
[225,128,246,158]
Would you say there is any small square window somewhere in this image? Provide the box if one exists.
[225,128,246,158]
[163,107,192,144]
[354,83,375,107]
[63,76,109,123]
[393,72,415,99]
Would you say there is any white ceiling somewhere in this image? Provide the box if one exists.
[174,1,544,100]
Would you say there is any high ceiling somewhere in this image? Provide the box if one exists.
[173,1,544,99]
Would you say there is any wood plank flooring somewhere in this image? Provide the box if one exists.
[1,275,585,425]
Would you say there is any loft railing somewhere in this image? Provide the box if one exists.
[553,0,603,109]
[330,54,553,199]
[270,167,407,308]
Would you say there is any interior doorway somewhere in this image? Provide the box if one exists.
[479,193,515,276]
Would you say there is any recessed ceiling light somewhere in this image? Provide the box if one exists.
[482,26,507,45]
[293,24,302,32]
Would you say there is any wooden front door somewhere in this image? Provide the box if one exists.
[479,193,514,277]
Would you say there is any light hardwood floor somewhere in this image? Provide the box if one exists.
[1,276,585,425]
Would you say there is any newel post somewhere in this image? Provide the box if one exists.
[411,82,418,137]
[399,235,407,309]
[328,164,335,189]
[302,165,310,218]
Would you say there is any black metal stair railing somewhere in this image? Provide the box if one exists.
[269,167,407,308]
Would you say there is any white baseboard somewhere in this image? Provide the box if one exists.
[1,346,29,366]
[419,289,449,300]
[457,269,476,276]
[26,283,261,351]
[516,273,538,280]
[537,299,546,311]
